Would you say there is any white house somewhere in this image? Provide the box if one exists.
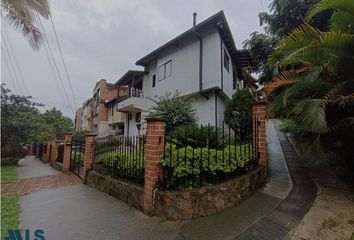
[116,11,253,136]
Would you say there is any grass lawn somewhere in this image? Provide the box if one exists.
[1,165,20,238]
[1,194,20,239]
[1,166,18,183]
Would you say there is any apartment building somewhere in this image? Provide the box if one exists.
[115,11,253,136]
[76,11,254,138]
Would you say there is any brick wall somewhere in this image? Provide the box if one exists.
[83,133,96,182]
[75,107,84,131]
[143,118,166,216]
[62,133,73,172]
[252,102,267,175]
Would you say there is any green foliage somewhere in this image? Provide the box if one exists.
[1,145,27,158]
[280,119,301,135]
[160,143,254,189]
[95,151,144,170]
[2,0,50,49]
[72,130,89,140]
[1,84,73,156]
[171,125,223,149]
[43,107,73,139]
[242,0,331,83]
[148,92,197,134]
[71,151,85,161]
[268,0,354,162]
[1,194,20,239]
[224,89,254,138]
[242,33,277,83]
[1,166,18,183]
[1,157,20,166]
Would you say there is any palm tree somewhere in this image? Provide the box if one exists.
[1,0,50,49]
[265,0,354,158]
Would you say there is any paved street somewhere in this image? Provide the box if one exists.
[14,120,315,239]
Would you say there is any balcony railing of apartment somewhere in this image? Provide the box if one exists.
[129,88,143,98]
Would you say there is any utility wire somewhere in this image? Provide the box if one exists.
[40,24,69,108]
[1,35,23,94]
[1,49,20,93]
[259,0,265,10]
[2,24,30,95]
[36,14,75,114]
[49,14,77,110]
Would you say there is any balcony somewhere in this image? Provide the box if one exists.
[117,88,152,112]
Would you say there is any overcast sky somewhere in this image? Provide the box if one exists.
[1,0,267,119]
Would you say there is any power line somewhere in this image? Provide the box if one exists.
[1,35,24,94]
[36,14,75,114]
[2,24,30,95]
[1,50,20,93]
[49,14,77,110]
[259,0,265,10]
[40,25,68,107]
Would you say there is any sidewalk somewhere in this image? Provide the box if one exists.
[1,156,81,195]
[16,120,316,239]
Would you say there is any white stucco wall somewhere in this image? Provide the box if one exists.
[137,26,242,132]
[142,28,222,99]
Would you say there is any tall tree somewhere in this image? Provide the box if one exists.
[1,0,50,49]
[43,107,73,139]
[242,0,330,84]
[265,0,354,160]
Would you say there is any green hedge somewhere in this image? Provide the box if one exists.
[1,157,19,166]
[160,143,256,189]
[71,151,85,161]
[95,151,144,170]
[160,143,254,178]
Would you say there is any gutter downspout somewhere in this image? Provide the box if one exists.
[192,12,209,100]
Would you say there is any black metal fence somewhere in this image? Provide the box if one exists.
[57,143,64,163]
[38,143,43,160]
[70,140,85,178]
[94,135,146,185]
[161,117,259,190]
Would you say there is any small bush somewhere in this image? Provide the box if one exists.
[160,143,255,189]
[171,125,224,149]
[1,145,26,158]
[1,157,19,166]
[224,88,254,139]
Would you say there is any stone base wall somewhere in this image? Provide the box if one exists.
[53,162,63,172]
[86,171,144,211]
[154,166,266,221]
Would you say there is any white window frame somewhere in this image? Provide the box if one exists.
[158,60,172,81]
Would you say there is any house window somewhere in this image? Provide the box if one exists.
[224,49,229,72]
[158,60,172,81]
[233,70,237,89]
[152,74,156,88]
[136,112,141,123]
[117,123,124,135]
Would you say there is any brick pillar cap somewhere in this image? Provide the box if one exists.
[253,101,267,106]
[86,132,97,137]
[66,132,73,135]
[146,117,166,123]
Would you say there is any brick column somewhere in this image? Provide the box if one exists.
[144,118,166,216]
[83,133,96,183]
[62,133,73,173]
[252,102,267,175]
[50,142,59,166]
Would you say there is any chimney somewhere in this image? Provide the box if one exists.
[193,12,197,28]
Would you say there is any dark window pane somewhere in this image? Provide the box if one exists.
[152,74,156,87]
[224,49,229,72]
